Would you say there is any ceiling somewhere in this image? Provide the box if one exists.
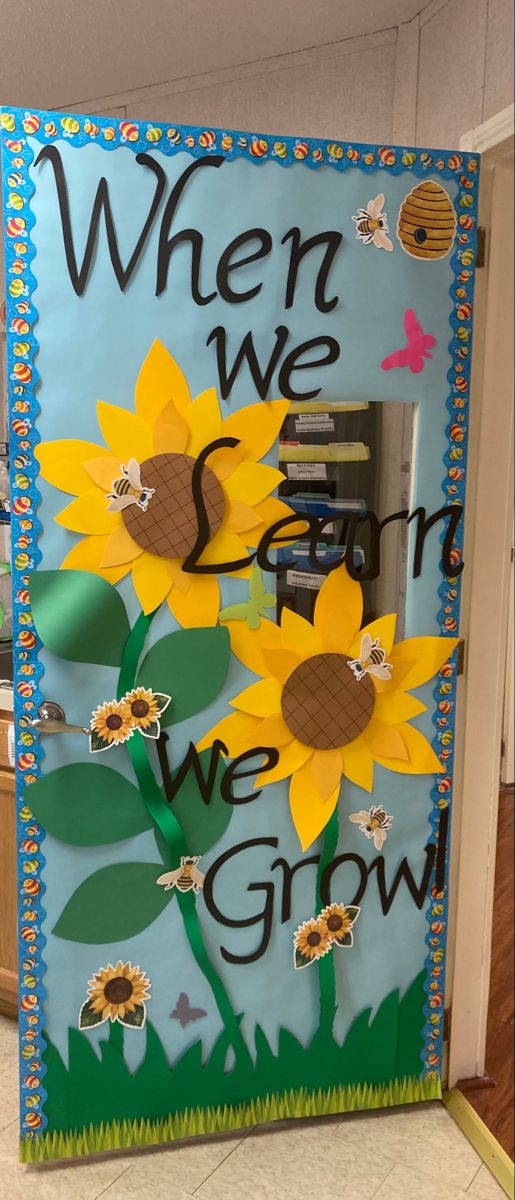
[0,0,424,111]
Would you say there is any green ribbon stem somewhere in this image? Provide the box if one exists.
[316,807,340,1036]
[118,611,251,1066]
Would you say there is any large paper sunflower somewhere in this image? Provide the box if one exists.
[36,341,294,627]
[198,566,458,850]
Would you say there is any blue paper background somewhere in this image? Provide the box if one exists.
[28,137,456,1070]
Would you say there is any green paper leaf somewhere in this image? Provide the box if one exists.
[25,763,154,846]
[79,1000,105,1029]
[294,948,317,970]
[53,862,173,943]
[118,1004,146,1029]
[29,570,130,666]
[137,627,231,726]
[155,746,232,861]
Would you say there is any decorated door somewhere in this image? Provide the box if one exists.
[0,106,478,1162]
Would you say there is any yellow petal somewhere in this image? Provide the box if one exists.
[197,529,250,568]
[290,759,340,851]
[311,748,343,802]
[314,566,363,654]
[280,607,323,658]
[55,490,120,535]
[375,723,444,775]
[84,456,123,492]
[388,637,459,692]
[61,535,129,585]
[223,463,285,506]
[206,439,246,481]
[262,646,301,684]
[222,617,283,677]
[167,573,220,627]
[132,553,173,615]
[220,399,289,463]
[254,738,312,786]
[96,401,154,461]
[184,388,222,459]
[245,497,306,548]
[152,401,188,454]
[36,440,110,496]
[348,613,397,659]
[101,524,143,568]
[374,691,427,724]
[135,339,191,424]
[251,712,293,745]
[340,739,374,792]
[362,717,408,760]
[231,677,282,717]
[197,710,260,755]
[225,498,262,535]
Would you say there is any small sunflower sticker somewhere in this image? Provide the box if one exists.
[36,340,296,627]
[293,918,331,969]
[294,904,360,968]
[318,902,360,948]
[89,688,171,751]
[90,699,133,753]
[120,687,171,739]
[79,961,151,1029]
[200,565,458,850]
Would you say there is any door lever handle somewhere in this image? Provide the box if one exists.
[30,701,90,736]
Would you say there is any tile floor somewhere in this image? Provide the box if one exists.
[0,1014,508,1200]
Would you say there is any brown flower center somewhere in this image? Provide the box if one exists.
[281,653,375,750]
[106,713,123,731]
[307,931,322,947]
[131,699,150,718]
[122,452,225,558]
[104,977,133,1004]
[327,914,344,932]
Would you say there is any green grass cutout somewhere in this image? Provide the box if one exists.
[28,970,432,1161]
[21,1074,441,1162]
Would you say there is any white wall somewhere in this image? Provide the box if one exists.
[63,0,513,149]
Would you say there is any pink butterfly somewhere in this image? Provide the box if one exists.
[170,992,207,1028]
[381,309,436,374]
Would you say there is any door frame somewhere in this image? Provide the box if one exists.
[447,105,514,1086]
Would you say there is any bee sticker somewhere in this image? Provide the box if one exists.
[107,458,155,513]
[349,805,393,851]
[352,194,393,252]
[219,565,276,629]
[156,856,205,894]
[347,634,393,682]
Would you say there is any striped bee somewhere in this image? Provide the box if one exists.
[348,634,393,682]
[106,458,155,513]
[352,194,393,251]
[349,805,393,850]
[156,856,205,894]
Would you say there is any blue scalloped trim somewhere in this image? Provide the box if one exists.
[0,106,480,1130]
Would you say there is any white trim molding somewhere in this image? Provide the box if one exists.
[461,104,515,154]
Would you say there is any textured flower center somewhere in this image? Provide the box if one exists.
[123,453,225,559]
[307,931,322,947]
[106,713,123,731]
[327,914,344,932]
[131,699,150,718]
[281,652,375,749]
[104,977,133,1003]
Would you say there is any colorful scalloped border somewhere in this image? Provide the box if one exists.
[0,106,479,1142]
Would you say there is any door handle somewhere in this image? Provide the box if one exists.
[30,701,90,736]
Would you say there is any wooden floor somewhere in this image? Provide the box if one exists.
[463,787,514,1159]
